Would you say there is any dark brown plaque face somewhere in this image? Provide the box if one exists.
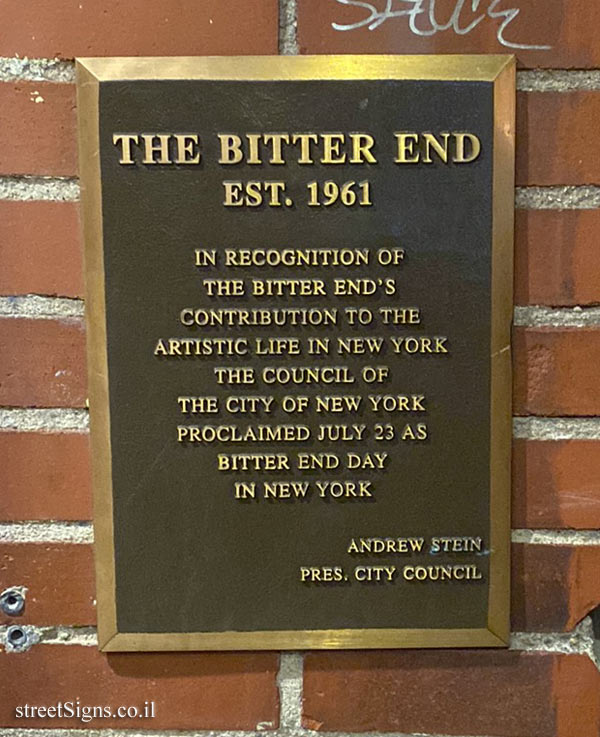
[77,55,515,651]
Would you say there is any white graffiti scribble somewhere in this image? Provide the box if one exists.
[332,0,551,51]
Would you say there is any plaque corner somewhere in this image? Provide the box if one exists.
[97,625,120,652]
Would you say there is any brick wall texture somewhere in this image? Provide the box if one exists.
[1,2,599,737]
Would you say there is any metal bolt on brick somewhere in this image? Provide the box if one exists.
[5,625,30,650]
[0,588,25,616]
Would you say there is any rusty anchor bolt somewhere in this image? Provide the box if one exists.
[0,588,26,616]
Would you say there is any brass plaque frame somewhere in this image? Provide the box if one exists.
[77,55,514,652]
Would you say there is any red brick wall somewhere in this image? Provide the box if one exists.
[1,2,599,737]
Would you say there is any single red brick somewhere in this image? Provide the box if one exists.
[0,433,91,521]
[512,544,600,631]
[0,544,95,626]
[568,547,600,631]
[515,210,600,306]
[0,645,279,730]
[512,544,568,632]
[517,92,600,185]
[514,328,600,416]
[513,440,600,529]
[297,0,599,69]
[0,82,76,177]
[0,0,278,59]
[303,651,600,737]
[0,202,83,297]
[0,318,86,408]
[554,655,600,737]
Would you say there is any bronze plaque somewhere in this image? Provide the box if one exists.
[77,55,515,651]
